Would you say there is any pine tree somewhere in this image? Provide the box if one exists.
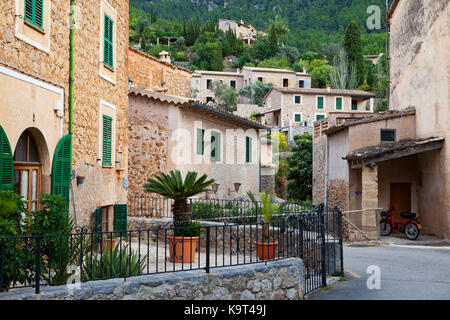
[344,21,365,86]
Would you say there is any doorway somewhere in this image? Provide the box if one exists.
[390,183,411,221]
[13,130,42,211]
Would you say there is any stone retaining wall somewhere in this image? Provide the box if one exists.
[0,258,304,300]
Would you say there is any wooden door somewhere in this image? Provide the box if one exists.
[390,183,411,221]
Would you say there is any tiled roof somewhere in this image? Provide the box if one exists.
[128,47,193,74]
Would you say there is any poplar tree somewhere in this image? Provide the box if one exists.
[344,21,365,86]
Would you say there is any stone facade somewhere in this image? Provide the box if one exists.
[0,258,304,300]
[128,48,192,98]
[0,0,129,227]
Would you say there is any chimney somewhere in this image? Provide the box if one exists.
[302,68,307,74]
[327,85,331,92]
[159,51,172,64]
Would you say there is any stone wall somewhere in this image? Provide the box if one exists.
[0,258,304,300]
[128,48,192,98]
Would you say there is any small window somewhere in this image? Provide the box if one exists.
[283,79,289,87]
[206,79,212,90]
[257,77,263,83]
[246,136,252,163]
[196,128,205,155]
[298,80,305,88]
[316,114,325,121]
[104,14,114,68]
[206,97,214,103]
[380,129,396,142]
[24,0,44,30]
[317,96,324,109]
[336,97,343,110]
[352,100,358,111]
[230,80,236,89]
[294,114,302,123]
[294,96,301,104]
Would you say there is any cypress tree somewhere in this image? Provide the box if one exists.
[344,21,365,86]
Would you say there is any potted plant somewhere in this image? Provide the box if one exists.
[144,170,215,263]
[247,191,288,260]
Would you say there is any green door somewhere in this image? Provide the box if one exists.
[51,135,72,210]
[0,125,13,191]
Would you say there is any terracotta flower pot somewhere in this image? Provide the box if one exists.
[254,240,279,261]
[100,237,118,250]
[167,235,199,263]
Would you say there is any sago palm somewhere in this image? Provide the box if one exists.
[143,171,215,228]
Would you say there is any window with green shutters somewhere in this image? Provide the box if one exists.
[24,0,44,30]
[0,126,13,191]
[294,114,302,123]
[102,115,113,166]
[317,96,324,109]
[246,136,252,163]
[196,128,205,155]
[336,97,343,110]
[104,14,114,68]
[51,134,72,211]
[211,131,221,162]
[352,100,358,111]
[113,204,127,237]
[316,114,325,121]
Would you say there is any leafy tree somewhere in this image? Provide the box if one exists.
[238,81,274,106]
[344,21,365,86]
[258,59,291,70]
[211,80,237,112]
[286,134,312,202]
[192,32,223,71]
[308,59,332,88]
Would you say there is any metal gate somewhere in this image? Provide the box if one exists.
[299,204,344,295]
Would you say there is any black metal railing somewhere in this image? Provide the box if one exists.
[128,195,313,223]
[0,205,343,295]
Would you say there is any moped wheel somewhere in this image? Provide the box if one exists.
[380,222,392,236]
[405,222,420,240]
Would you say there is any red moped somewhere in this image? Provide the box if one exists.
[380,204,422,240]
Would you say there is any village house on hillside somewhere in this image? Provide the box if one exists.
[218,19,265,45]
[261,86,375,144]
[0,0,129,230]
[128,87,274,201]
[313,0,449,240]
[192,67,312,104]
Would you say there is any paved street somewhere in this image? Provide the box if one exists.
[309,244,450,300]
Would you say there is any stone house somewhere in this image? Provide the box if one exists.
[0,0,129,231]
[312,0,449,240]
[262,87,375,144]
[128,47,192,98]
[191,67,312,113]
[218,19,264,45]
[128,87,274,200]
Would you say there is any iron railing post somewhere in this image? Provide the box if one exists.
[205,227,210,274]
[337,207,344,277]
[320,204,327,287]
[189,198,193,220]
[35,236,41,294]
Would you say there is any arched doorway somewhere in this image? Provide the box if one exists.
[13,130,42,211]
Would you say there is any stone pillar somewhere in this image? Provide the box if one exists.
[260,166,275,194]
[361,165,379,239]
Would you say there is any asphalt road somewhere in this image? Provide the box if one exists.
[308,245,450,300]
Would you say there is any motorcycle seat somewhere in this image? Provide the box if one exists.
[400,212,416,219]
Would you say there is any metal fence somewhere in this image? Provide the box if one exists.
[0,204,343,295]
[128,195,313,223]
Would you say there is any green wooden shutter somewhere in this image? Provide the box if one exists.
[211,131,221,162]
[102,115,112,166]
[24,0,44,29]
[196,128,204,155]
[51,134,72,211]
[113,204,127,237]
[295,114,302,122]
[352,100,358,111]
[316,114,325,121]
[317,97,324,109]
[336,97,342,110]
[94,207,102,232]
[246,136,252,163]
[104,14,114,68]
[0,126,13,191]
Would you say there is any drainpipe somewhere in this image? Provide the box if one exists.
[324,132,329,208]
[69,1,75,164]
